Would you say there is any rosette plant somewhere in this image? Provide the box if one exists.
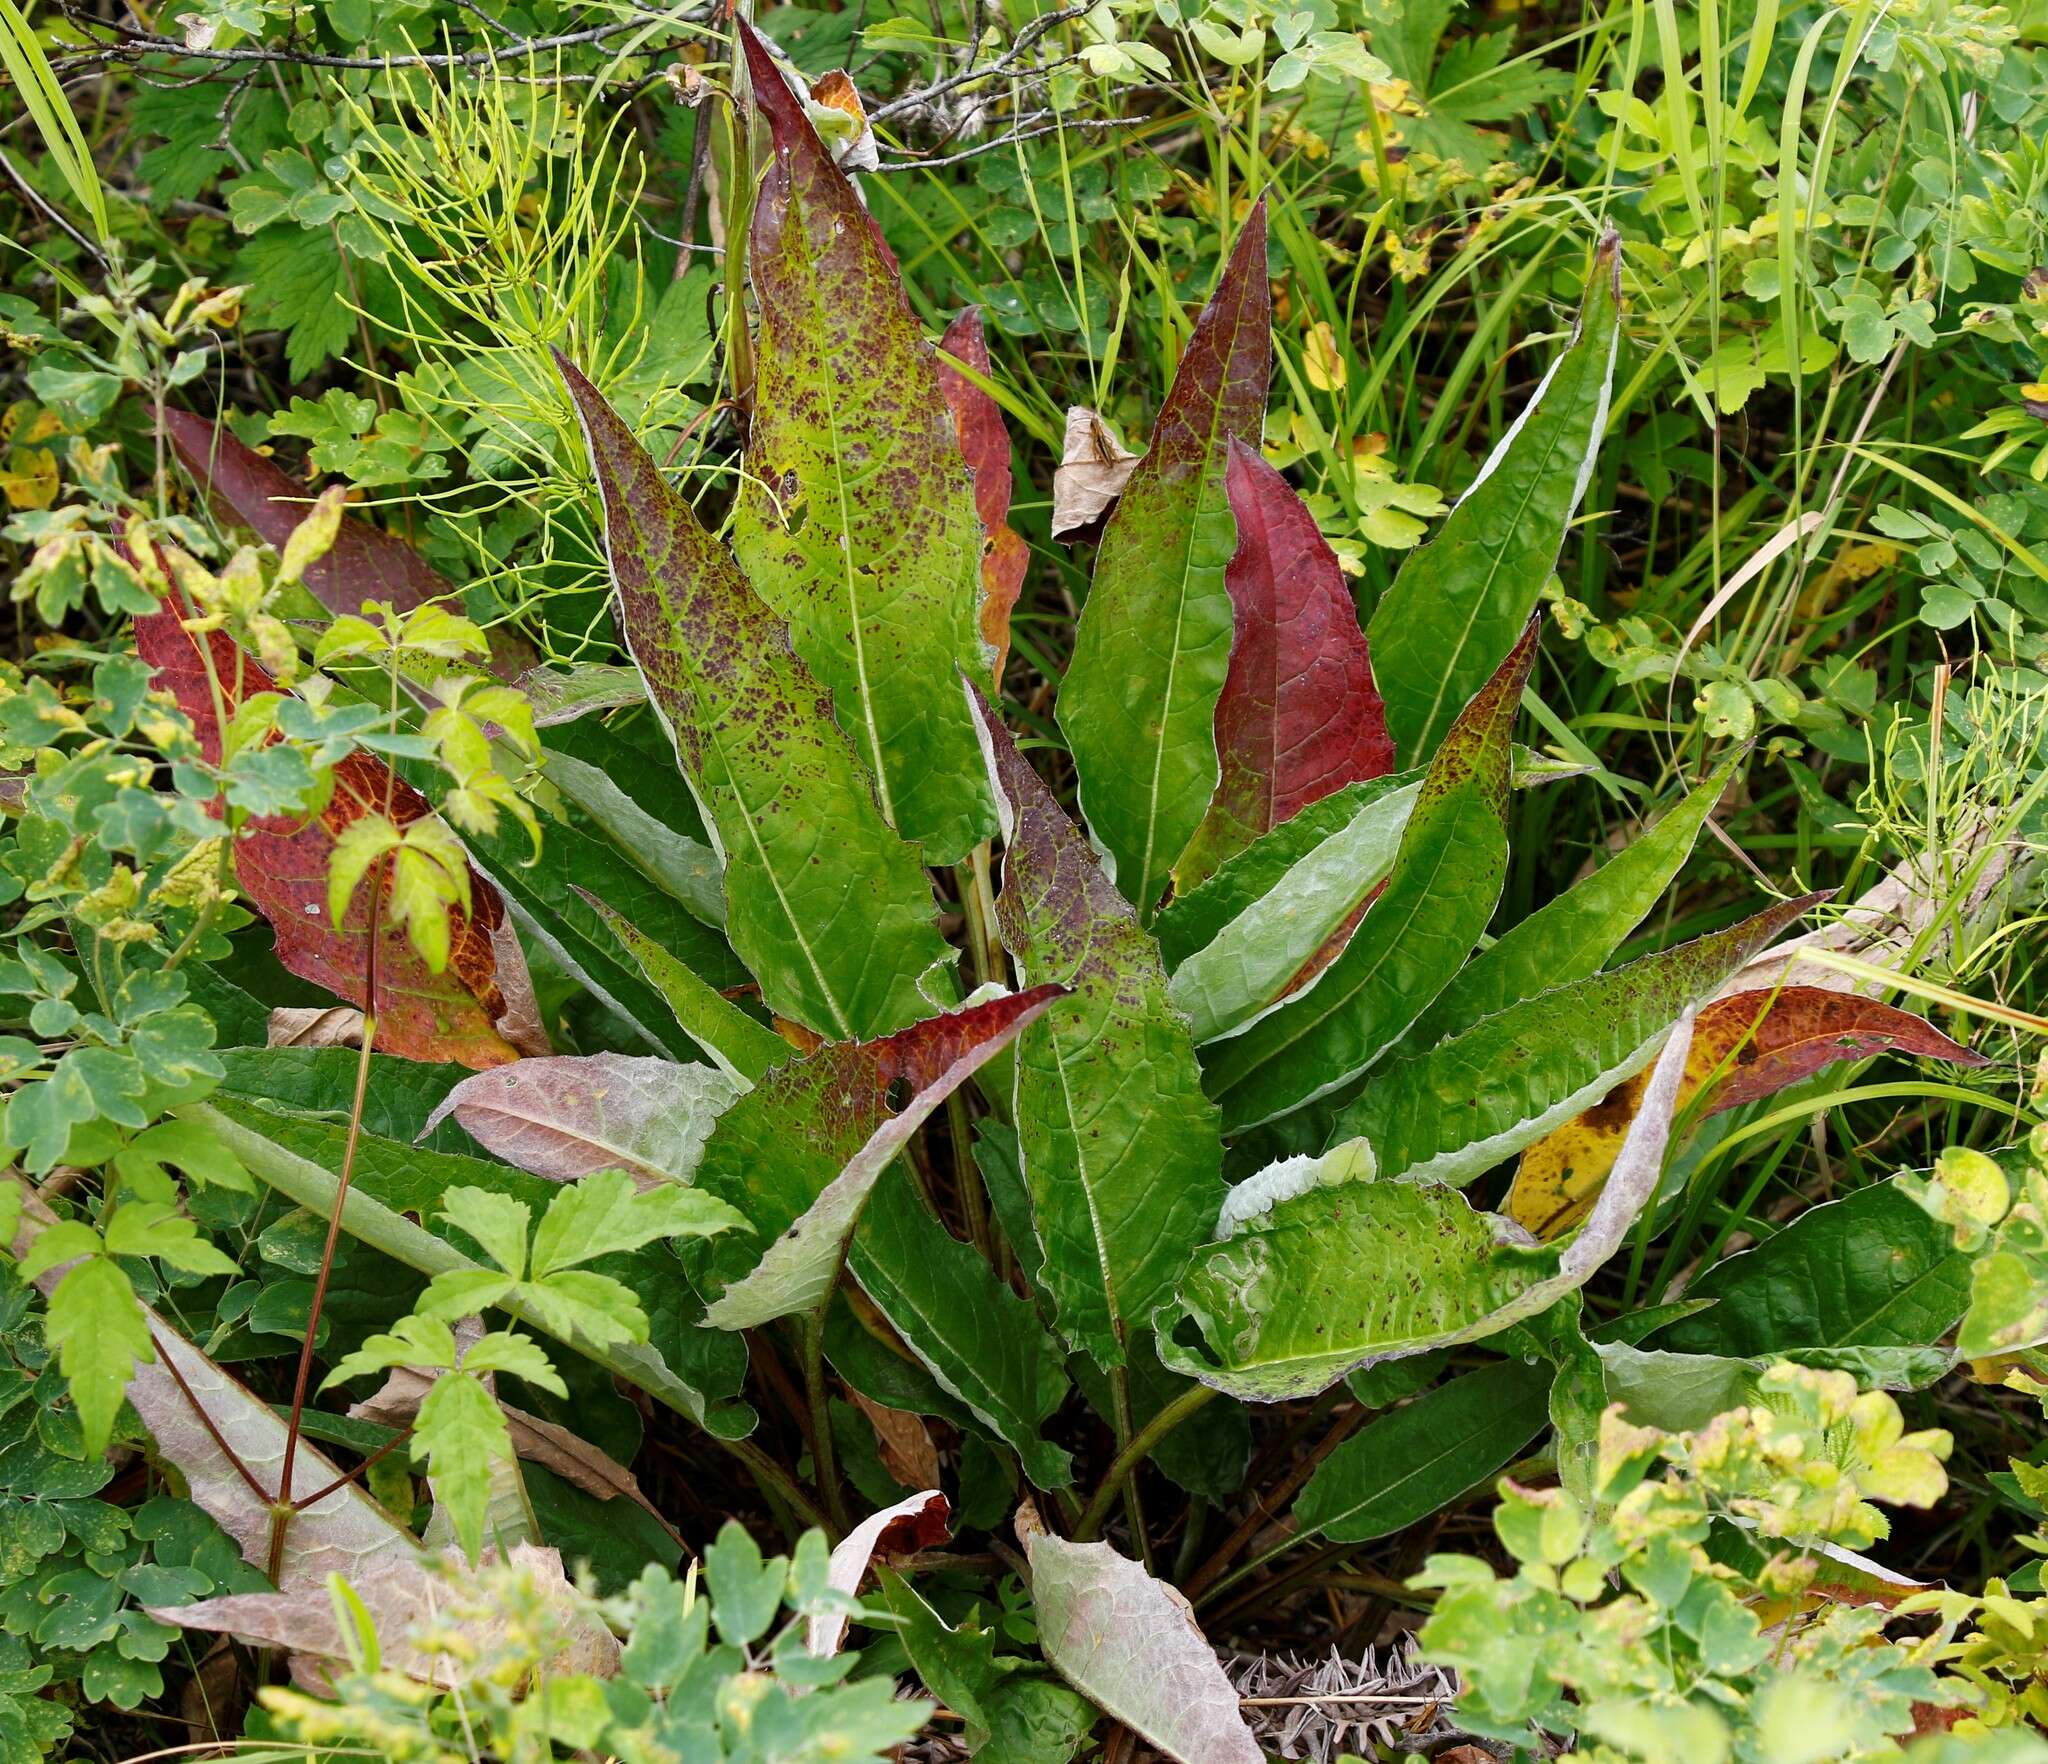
[6,19,1990,1759]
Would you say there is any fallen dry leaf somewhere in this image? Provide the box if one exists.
[850,1389,941,1491]
[1051,405,1141,540]
[267,1005,365,1049]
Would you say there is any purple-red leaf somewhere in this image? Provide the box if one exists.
[1058,198,1274,917]
[134,603,526,1068]
[160,407,535,678]
[937,308,1030,689]
[1176,440,1394,889]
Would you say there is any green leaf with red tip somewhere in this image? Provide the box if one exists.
[555,351,951,1043]
[1057,199,1273,919]
[732,21,996,864]
[133,603,525,1069]
[1175,440,1393,891]
[1329,891,1828,1190]
[697,985,1063,1329]
[1199,623,1536,1132]
[974,693,1226,1372]
[937,308,1030,691]
[1367,237,1622,765]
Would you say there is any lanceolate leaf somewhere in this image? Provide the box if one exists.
[1168,775,1419,1044]
[1175,440,1393,890]
[577,888,792,1085]
[850,1171,1074,1488]
[937,307,1031,689]
[1154,744,1566,976]
[1158,1015,1694,1400]
[420,1052,740,1189]
[1651,1179,1972,1388]
[1058,199,1272,918]
[1367,237,1622,764]
[975,696,1226,1371]
[1017,1503,1261,1764]
[734,21,996,863]
[696,986,1063,1329]
[134,603,525,1069]
[1403,749,1740,1051]
[161,405,533,678]
[556,352,951,1042]
[1200,623,1535,1133]
[1508,986,1987,1238]
[1329,892,1822,1189]
[1293,1357,1552,1543]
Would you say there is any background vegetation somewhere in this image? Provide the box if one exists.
[6,0,2048,1756]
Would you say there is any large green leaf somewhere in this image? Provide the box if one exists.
[1649,1180,1970,1387]
[976,696,1226,1372]
[1329,891,1819,1188]
[1367,238,1622,764]
[848,1172,1074,1489]
[692,988,1061,1329]
[1402,750,1739,1051]
[1199,624,1535,1132]
[1057,200,1272,919]
[1293,1358,1551,1542]
[556,353,951,1041]
[732,22,995,865]
[1157,1017,1692,1400]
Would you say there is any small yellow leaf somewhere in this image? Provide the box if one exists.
[1303,321,1348,393]
[1,447,57,511]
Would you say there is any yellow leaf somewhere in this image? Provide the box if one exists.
[1,446,56,510]
[1303,321,1348,393]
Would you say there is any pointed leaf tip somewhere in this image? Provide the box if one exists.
[739,17,814,153]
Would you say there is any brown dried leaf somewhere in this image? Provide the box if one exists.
[267,1006,365,1049]
[850,1389,941,1491]
[1050,405,1141,540]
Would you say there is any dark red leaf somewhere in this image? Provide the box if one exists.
[1177,440,1395,887]
[134,600,524,1069]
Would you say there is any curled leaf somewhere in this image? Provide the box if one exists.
[699,986,1065,1329]
[807,1489,952,1657]
[1509,987,1987,1238]
[1050,404,1141,540]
